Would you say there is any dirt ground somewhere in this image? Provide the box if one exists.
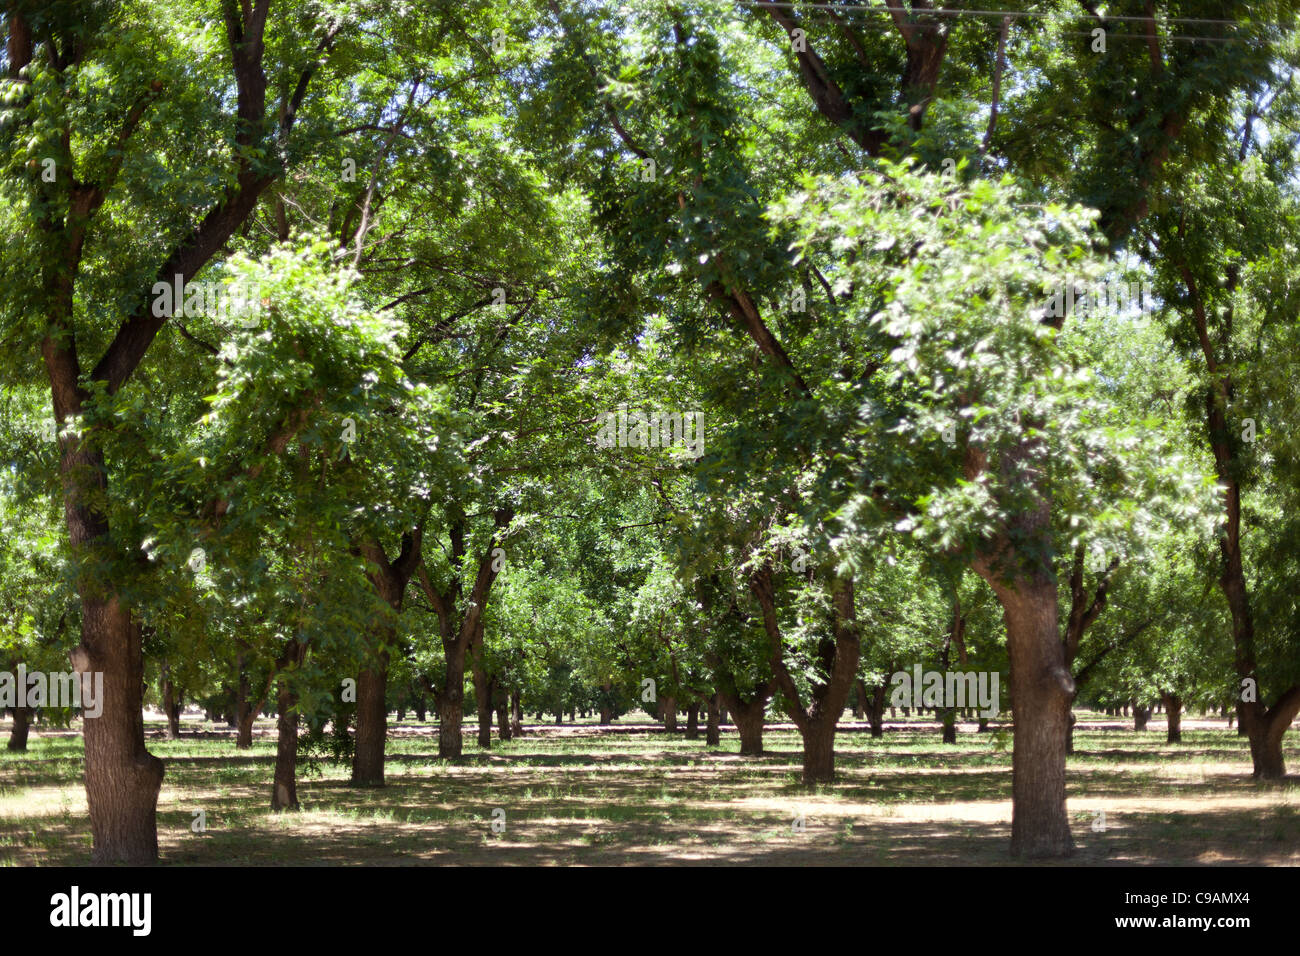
[3,715,1298,865]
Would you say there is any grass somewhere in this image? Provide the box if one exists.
[1,712,1297,866]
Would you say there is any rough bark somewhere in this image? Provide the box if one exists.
[976,572,1074,859]
[351,659,389,784]
[685,702,700,739]
[76,603,165,864]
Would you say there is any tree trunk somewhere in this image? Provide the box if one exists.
[351,655,389,786]
[868,683,886,738]
[160,661,181,740]
[853,679,867,719]
[496,694,511,742]
[685,702,700,739]
[439,647,467,758]
[1160,693,1180,743]
[1133,702,1150,731]
[76,602,165,864]
[941,706,957,744]
[473,670,493,750]
[7,706,31,751]
[510,691,523,738]
[730,697,766,755]
[271,674,300,811]
[978,574,1074,859]
[414,696,427,722]
[235,653,254,749]
[801,718,837,782]
[1066,711,1076,755]
[705,693,721,746]
[662,696,677,732]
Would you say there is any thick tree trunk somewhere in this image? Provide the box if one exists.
[351,655,389,786]
[1163,693,1182,744]
[414,696,427,722]
[1247,690,1300,779]
[662,696,677,732]
[76,601,165,864]
[853,679,867,719]
[728,696,766,755]
[1133,702,1150,731]
[978,574,1074,859]
[7,706,31,751]
[271,676,300,811]
[439,648,467,758]
[801,719,837,782]
[705,693,721,746]
[685,702,700,739]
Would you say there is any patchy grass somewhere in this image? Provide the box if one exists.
[2,713,1297,866]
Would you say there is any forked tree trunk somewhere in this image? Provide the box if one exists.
[7,706,31,752]
[754,570,860,785]
[353,535,419,785]
[351,653,389,786]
